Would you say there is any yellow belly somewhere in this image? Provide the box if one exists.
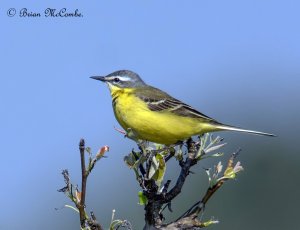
[112,89,216,145]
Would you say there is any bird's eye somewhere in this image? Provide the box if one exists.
[113,77,120,83]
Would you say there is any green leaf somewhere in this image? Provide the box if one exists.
[126,128,139,141]
[85,147,92,155]
[203,218,219,227]
[64,204,79,213]
[138,191,148,205]
[223,167,236,179]
[124,153,136,168]
[154,143,164,150]
[205,143,227,153]
[152,154,166,186]
[110,220,124,230]
[211,152,224,157]
[175,148,183,161]
[198,152,224,160]
[148,155,159,179]
[132,154,147,169]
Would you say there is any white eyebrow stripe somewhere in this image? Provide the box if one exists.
[106,76,131,81]
[118,76,131,81]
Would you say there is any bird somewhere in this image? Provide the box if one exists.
[91,70,275,145]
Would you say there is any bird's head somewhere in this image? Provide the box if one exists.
[91,70,146,91]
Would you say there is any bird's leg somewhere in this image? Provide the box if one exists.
[125,127,141,142]
[113,126,127,135]
[125,128,150,150]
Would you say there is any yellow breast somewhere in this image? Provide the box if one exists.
[110,87,215,144]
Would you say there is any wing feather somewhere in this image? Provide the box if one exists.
[135,86,214,120]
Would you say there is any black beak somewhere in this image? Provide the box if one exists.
[90,76,106,82]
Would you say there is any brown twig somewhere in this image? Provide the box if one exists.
[79,139,87,227]
[141,138,198,229]
[59,139,103,230]
[166,149,243,228]
[166,139,197,200]
[77,139,103,230]
[133,137,243,229]
[59,134,241,229]
[175,179,225,222]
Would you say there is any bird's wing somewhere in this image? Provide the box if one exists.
[135,86,215,120]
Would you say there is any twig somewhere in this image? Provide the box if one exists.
[131,136,244,229]
[164,138,197,203]
[79,139,87,227]
[132,150,146,177]
[176,179,225,221]
[141,139,199,228]
[172,149,243,225]
[59,139,104,230]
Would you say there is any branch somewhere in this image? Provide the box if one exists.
[195,149,241,214]
[164,138,197,203]
[59,139,105,230]
[164,149,243,229]
[140,138,200,228]
[79,139,88,227]
[123,134,243,229]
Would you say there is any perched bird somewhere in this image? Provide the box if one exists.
[91,70,275,145]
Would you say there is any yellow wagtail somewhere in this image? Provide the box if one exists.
[91,70,275,145]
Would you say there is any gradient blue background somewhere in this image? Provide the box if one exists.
[1,1,299,229]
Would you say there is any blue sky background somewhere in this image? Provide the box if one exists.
[1,1,300,229]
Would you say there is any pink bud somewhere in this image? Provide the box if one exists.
[96,145,110,159]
